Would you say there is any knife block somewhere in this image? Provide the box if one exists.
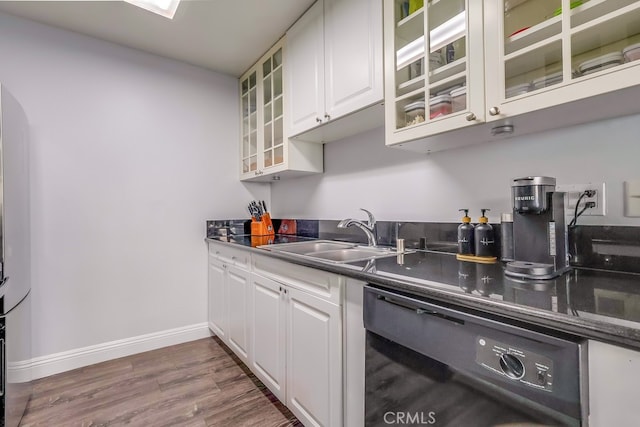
[251,235,275,247]
[251,213,275,237]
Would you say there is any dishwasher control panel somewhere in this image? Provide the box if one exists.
[476,336,554,392]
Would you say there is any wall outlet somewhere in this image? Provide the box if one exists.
[556,182,606,216]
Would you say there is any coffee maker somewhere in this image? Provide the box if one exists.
[505,176,571,280]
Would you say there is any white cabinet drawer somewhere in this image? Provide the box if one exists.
[208,241,250,269]
[252,253,342,305]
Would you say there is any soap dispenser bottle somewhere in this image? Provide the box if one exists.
[457,209,475,255]
[475,209,495,257]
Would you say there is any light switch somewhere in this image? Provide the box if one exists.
[624,181,640,217]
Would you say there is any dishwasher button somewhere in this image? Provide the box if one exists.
[537,370,547,385]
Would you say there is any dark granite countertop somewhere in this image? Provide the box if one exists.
[206,235,640,350]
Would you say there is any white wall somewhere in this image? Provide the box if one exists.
[272,115,640,226]
[0,13,269,359]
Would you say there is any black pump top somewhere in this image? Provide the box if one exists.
[479,209,490,224]
[459,209,471,223]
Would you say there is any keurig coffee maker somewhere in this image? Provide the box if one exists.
[505,176,571,279]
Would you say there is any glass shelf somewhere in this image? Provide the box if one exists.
[396,7,424,42]
[506,15,561,55]
[571,4,640,56]
[430,57,466,85]
[571,0,637,28]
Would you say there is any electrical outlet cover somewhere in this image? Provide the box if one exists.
[556,182,606,216]
[624,181,640,217]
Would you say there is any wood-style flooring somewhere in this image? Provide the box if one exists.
[20,336,302,427]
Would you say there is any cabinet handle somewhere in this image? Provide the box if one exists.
[489,107,500,116]
[324,113,331,121]
[316,117,322,123]
[465,112,476,121]
[279,286,283,292]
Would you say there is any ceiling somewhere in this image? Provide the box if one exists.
[0,0,316,77]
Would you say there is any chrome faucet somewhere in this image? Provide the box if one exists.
[337,208,378,246]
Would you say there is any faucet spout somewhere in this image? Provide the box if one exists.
[337,209,378,246]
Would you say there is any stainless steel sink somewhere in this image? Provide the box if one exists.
[306,248,396,263]
[258,240,401,264]
[264,240,357,254]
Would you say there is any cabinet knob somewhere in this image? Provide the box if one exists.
[324,113,331,121]
[316,117,322,123]
[489,107,500,116]
[231,256,236,261]
[465,112,476,121]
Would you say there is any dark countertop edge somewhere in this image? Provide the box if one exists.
[204,237,640,351]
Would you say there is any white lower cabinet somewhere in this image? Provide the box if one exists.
[250,273,287,401]
[343,279,365,427]
[207,258,227,340]
[226,265,251,364]
[286,285,342,427]
[588,340,640,426]
[250,270,343,427]
[207,244,251,365]
[208,243,364,426]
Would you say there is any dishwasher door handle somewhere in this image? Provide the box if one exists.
[377,294,435,315]
[377,294,464,325]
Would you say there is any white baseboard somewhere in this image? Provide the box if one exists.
[30,323,212,380]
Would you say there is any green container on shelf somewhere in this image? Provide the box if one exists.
[553,0,584,16]
[409,0,424,14]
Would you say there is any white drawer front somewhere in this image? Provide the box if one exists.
[252,253,342,305]
[208,241,250,268]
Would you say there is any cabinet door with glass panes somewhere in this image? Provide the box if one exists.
[239,42,285,180]
[484,0,640,120]
[384,0,485,146]
[262,46,285,173]
[240,70,259,179]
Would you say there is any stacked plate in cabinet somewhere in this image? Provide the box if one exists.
[577,52,625,76]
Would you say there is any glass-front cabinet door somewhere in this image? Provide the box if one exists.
[240,71,259,177]
[239,37,322,182]
[485,0,640,120]
[239,40,288,180]
[384,0,485,147]
[261,47,285,171]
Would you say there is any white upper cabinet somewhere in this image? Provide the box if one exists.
[286,0,384,143]
[386,0,640,152]
[324,0,384,121]
[240,39,323,182]
[287,1,326,136]
[484,0,640,121]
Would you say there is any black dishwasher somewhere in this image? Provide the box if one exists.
[364,285,588,427]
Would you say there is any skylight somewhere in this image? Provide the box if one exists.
[124,0,181,19]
